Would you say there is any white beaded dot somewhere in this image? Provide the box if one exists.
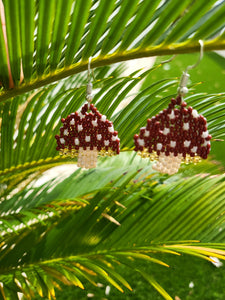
[77,125,83,132]
[170,141,176,148]
[137,139,145,147]
[163,128,170,135]
[191,146,197,153]
[108,126,114,133]
[78,112,85,119]
[92,119,98,127]
[97,134,102,140]
[168,110,175,120]
[144,130,150,137]
[85,136,91,142]
[101,115,107,122]
[201,130,208,138]
[64,129,69,136]
[70,119,75,125]
[184,140,191,147]
[183,123,189,130]
[112,135,118,141]
[157,143,162,150]
[202,141,210,147]
[192,109,199,118]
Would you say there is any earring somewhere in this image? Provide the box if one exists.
[134,40,211,175]
[55,57,120,169]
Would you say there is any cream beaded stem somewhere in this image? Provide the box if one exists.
[134,40,211,175]
[55,57,120,169]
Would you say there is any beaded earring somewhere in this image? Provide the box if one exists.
[55,58,120,169]
[134,40,211,175]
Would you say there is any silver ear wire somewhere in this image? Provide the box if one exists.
[178,40,204,98]
[185,40,204,72]
[86,57,93,104]
[87,57,92,81]
[160,55,177,65]
[178,71,190,97]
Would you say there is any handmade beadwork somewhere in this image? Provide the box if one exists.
[134,95,211,175]
[55,103,120,169]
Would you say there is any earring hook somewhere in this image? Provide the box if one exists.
[86,57,93,104]
[87,56,92,82]
[178,40,204,98]
[160,54,177,65]
[185,40,204,72]
[87,56,96,82]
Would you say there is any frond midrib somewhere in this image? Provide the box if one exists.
[0,39,225,103]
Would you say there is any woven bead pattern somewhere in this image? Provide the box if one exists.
[134,95,211,174]
[55,103,120,168]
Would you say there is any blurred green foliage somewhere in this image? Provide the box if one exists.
[45,255,225,300]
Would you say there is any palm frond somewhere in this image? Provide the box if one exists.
[1,167,225,299]
[0,0,224,98]
[0,1,225,299]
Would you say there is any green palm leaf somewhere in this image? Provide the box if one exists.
[1,67,225,299]
[1,1,225,299]
[1,166,225,299]
[0,0,224,97]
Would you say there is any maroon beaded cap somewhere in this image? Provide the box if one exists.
[134,95,211,170]
[55,103,120,154]
[55,103,120,169]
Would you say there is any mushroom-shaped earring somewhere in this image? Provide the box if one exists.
[55,58,120,169]
[134,40,211,175]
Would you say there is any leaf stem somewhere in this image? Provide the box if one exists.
[0,39,225,102]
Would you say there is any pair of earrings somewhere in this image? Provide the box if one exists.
[55,43,211,174]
